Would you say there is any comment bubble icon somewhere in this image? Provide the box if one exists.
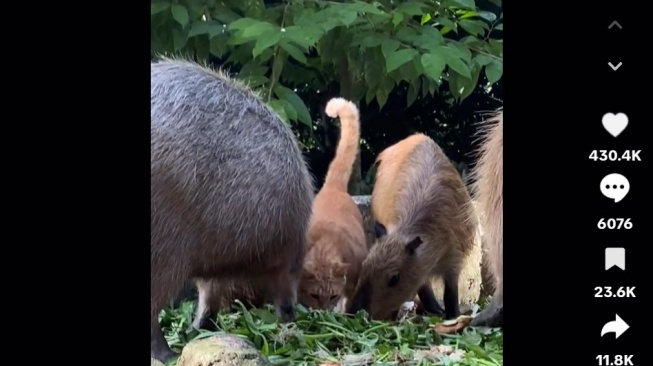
[600,173,630,202]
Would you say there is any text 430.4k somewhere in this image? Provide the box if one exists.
[589,150,641,162]
[597,355,633,365]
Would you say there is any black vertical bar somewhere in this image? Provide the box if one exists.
[509,3,646,365]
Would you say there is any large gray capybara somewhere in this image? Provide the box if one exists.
[150,58,315,362]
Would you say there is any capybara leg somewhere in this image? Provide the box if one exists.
[417,282,445,316]
[471,286,503,327]
[151,313,176,363]
[192,280,221,331]
[151,257,186,362]
[443,272,460,319]
[270,269,297,322]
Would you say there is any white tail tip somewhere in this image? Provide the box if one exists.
[325,97,358,118]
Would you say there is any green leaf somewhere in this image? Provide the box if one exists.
[435,16,456,30]
[268,99,289,124]
[347,1,385,15]
[459,10,478,19]
[381,39,400,58]
[274,85,312,126]
[280,41,307,64]
[228,18,259,31]
[385,49,418,73]
[209,35,228,57]
[354,32,384,48]
[364,48,384,89]
[252,31,282,58]
[421,53,446,82]
[151,2,170,15]
[171,28,188,51]
[375,79,394,109]
[485,59,503,84]
[407,79,420,107]
[459,20,486,36]
[461,35,483,48]
[397,2,426,16]
[284,26,324,49]
[337,10,358,26]
[241,22,277,39]
[488,39,503,57]
[392,12,404,27]
[474,54,493,66]
[413,25,445,52]
[212,3,241,23]
[280,99,298,121]
[188,21,220,38]
[446,57,470,78]
[238,62,269,79]
[490,0,502,6]
[477,11,497,22]
[460,64,482,101]
[420,13,431,25]
[443,44,471,78]
[395,27,417,43]
[452,0,476,10]
[494,23,503,31]
[365,85,377,105]
[171,4,189,27]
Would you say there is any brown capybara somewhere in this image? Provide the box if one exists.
[298,98,368,311]
[348,133,476,320]
[150,58,314,362]
[469,111,503,327]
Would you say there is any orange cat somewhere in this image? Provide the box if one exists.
[298,98,368,310]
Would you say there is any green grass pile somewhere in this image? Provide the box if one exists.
[160,300,502,366]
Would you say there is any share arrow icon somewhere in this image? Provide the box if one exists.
[600,314,629,339]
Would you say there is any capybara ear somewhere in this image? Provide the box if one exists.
[374,221,387,238]
[332,262,350,277]
[404,236,422,255]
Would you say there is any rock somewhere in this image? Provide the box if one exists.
[151,358,166,366]
[178,334,272,366]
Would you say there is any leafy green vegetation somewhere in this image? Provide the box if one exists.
[151,0,503,125]
[160,300,502,365]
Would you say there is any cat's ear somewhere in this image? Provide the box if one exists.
[332,262,350,277]
[404,236,422,255]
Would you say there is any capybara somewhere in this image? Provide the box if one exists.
[348,134,476,320]
[150,58,314,362]
[469,111,503,327]
[299,98,368,310]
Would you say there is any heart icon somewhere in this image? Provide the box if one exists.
[602,113,628,137]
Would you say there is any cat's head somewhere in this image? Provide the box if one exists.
[298,259,349,310]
